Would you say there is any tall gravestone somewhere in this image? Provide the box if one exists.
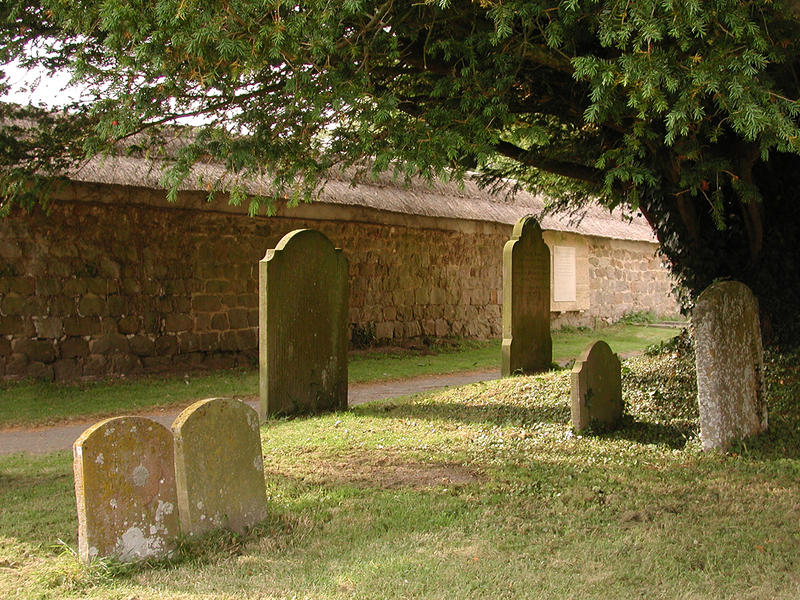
[571,340,623,432]
[694,280,767,450]
[172,398,268,536]
[259,229,348,417]
[73,417,179,564]
[502,215,552,376]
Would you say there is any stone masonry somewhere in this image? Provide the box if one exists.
[0,185,678,381]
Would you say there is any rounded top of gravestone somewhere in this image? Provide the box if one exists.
[171,397,260,434]
[511,215,543,240]
[571,340,617,374]
[696,280,757,309]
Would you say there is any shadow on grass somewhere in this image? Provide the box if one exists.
[354,400,571,428]
[605,418,695,450]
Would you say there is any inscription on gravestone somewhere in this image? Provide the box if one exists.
[694,280,767,450]
[502,215,552,376]
[73,417,178,564]
[571,340,623,432]
[259,229,348,417]
[172,398,268,536]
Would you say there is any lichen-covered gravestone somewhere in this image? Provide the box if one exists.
[571,340,623,432]
[73,417,178,564]
[259,229,348,417]
[694,280,767,450]
[501,215,552,376]
[172,397,267,536]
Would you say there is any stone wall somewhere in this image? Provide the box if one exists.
[0,183,678,380]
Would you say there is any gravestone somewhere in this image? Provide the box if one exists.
[73,416,178,564]
[501,215,552,376]
[172,397,268,536]
[259,229,348,417]
[571,340,623,432]
[694,280,767,450]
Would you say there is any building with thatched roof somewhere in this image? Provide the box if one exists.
[0,152,677,380]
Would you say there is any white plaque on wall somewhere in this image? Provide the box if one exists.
[553,246,577,302]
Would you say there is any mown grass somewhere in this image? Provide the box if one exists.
[2,344,800,599]
[0,324,677,429]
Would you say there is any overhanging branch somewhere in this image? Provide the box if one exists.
[494,140,604,186]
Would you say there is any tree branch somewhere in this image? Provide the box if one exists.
[493,140,604,186]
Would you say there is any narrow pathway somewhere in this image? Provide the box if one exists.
[0,367,501,455]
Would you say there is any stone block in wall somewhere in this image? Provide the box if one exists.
[26,361,54,381]
[120,278,141,295]
[90,334,130,355]
[48,296,75,317]
[7,277,35,295]
[63,278,88,295]
[165,314,194,333]
[107,295,128,317]
[60,337,89,359]
[85,278,109,295]
[13,339,56,363]
[174,297,191,313]
[127,335,154,357]
[0,337,10,356]
[1,293,27,316]
[0,239,22,260]
[247,309,258,327]
[435,319,449,337]
[117,315,140,335]
[218,331,238,352]
[36,278,62,296]
[54,358,81,380]
[177,332,200,353]
[78,294,106,317]
[0,316,28,336]
[375,321,393,340]
[142,313,161,335]
[236,329,257,351]
[155,336,178,356]
[199,332,220,351]
[210,313,229,331]
[228,308,248,330]
[34,317,63,339]
[142,355,173,371]
[6,353,28,376]
[192,295,222,312]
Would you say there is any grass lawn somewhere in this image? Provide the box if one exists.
[1,344,799,599]
[0,324,678,429]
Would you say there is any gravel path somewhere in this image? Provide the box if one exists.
[0,368,501,455]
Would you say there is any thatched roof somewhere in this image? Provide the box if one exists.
[69,153,657,243]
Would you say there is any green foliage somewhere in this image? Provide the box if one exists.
[3,1,800,336]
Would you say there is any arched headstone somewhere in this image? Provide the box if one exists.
[259,229,348,417]
[694,280,767,450]
[172,398,267,536]
[73,416,178,563]
[501,216,552,376]
[571,340,623,432]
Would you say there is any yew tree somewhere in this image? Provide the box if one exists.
[3,1,800,340]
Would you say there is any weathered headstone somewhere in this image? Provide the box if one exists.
[73,416,178,564]
[571,340,623,432]
[694,280,767,450]
[501,215,552,376]
[259,229,348,417]
[172,397,267,536]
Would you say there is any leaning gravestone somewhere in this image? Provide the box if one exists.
[571,340,623,432]
[694,280,767,450]
[259,229,348,417]
[501,215,552,376]
[172,398,268,536]
[73,417,179,564]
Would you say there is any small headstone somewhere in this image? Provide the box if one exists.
[172,398,267,536]
[259,229,348,417]
[694,280,767,450]
[571,340,623,432]
[73,417,178,564]
[501,215,552,376]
